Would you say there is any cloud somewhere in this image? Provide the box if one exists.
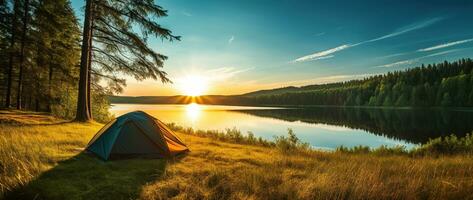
[182,10,192,17]
[293,17,443,63]
[206,67,253,81]
[309,73,378,83]
[264,73,378,87]
[375,49,460,68]
[376,52,408,59]
[228,35,235,44]
[422,49,460,58]
[365,17,444,43]
[375,60,415,68]
[315,32,325,37]
[417,38,473,52]
[293,45,349,62]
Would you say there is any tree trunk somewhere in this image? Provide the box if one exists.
[87,8,94,119]
[5,0,19,108]
[75,0,93,122]
[87,51,92,118]
[47,52,53,112]
[16,0,29,110]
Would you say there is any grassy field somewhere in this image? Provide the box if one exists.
[1,110,473,199]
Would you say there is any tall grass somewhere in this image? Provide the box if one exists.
[2,112,473,199]
[0,122,101,196]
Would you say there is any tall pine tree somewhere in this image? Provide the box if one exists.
[75,0,179,121]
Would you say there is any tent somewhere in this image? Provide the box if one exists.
[86,111,189,160]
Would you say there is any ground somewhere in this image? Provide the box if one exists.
[1,110,473,200]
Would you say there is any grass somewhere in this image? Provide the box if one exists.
[1,111,473,199]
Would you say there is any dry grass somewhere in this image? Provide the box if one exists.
[143,134,473,200]
[1,110,473,199]
[0,117,101,195]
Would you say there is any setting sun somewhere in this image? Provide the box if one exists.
[177,75,208,96]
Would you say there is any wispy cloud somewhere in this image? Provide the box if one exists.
[364,17,444,43]
[293,17,444,63]
[206,67,253,81]
[375,49,460,68]
[310,73,378,83]
[259,73,378,87]
[417,38,473,52]
[375,60,415,68]
[376,52,408,59]
[228,35,235,44]
[293,45,349,62]
[314,32,325,37]
[182,10,192,17]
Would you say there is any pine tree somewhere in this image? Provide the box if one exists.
[4,0,19,108]
[15,0,30,109]
[75,0,179,121]
[441,92,452,107]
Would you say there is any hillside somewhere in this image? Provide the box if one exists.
[109,59,473,107]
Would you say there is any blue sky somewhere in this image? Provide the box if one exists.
[71,0,473,96]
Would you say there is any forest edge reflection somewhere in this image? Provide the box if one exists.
[233,107,473,144]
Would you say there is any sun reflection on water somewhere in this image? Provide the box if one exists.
[185,103,201,124]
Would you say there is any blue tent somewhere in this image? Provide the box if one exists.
[86,111,188,160]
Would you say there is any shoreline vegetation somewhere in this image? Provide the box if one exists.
[1,110,473,199]
[167,123,473,156]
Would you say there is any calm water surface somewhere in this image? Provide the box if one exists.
[110,104,473,150]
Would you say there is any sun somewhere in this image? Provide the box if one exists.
[177,75,208,96]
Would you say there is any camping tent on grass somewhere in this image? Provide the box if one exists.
[86,111,189,160]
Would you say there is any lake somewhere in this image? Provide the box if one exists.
[109,104,473,150]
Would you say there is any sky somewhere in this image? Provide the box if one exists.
[71,0,473,96]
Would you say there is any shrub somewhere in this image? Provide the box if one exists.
[168,123,275,147]
[335,145,370,154]
[274,129,310,154]
[413,134,473,156]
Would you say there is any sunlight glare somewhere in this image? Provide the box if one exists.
[185,103,201,122]
[178,75,208,96]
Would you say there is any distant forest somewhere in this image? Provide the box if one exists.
[111,59,473,107]
[245,59,473,107]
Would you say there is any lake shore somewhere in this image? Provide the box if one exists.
[1,110,473,199]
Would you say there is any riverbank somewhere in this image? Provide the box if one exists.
[1,110,473,199]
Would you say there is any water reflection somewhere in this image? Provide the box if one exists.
[185,103,201,125]
[236,107,473,144]
[109,104,473,149]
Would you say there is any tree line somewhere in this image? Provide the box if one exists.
[0,0,177,122]
[245,59,473,107]
[109,59,473,108]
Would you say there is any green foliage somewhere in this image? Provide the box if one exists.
[90,91,113,123]
[170,121,473,157]
[336,133,473,156]
[242,59,473,107]
[274,128,310,153]
[167,123,275,147]
[91,0,180,92]
[0,0,138,122]
[441,93,452,106]
[413,134,473,155]
[336,145,371,154]
[337,145,408,155]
